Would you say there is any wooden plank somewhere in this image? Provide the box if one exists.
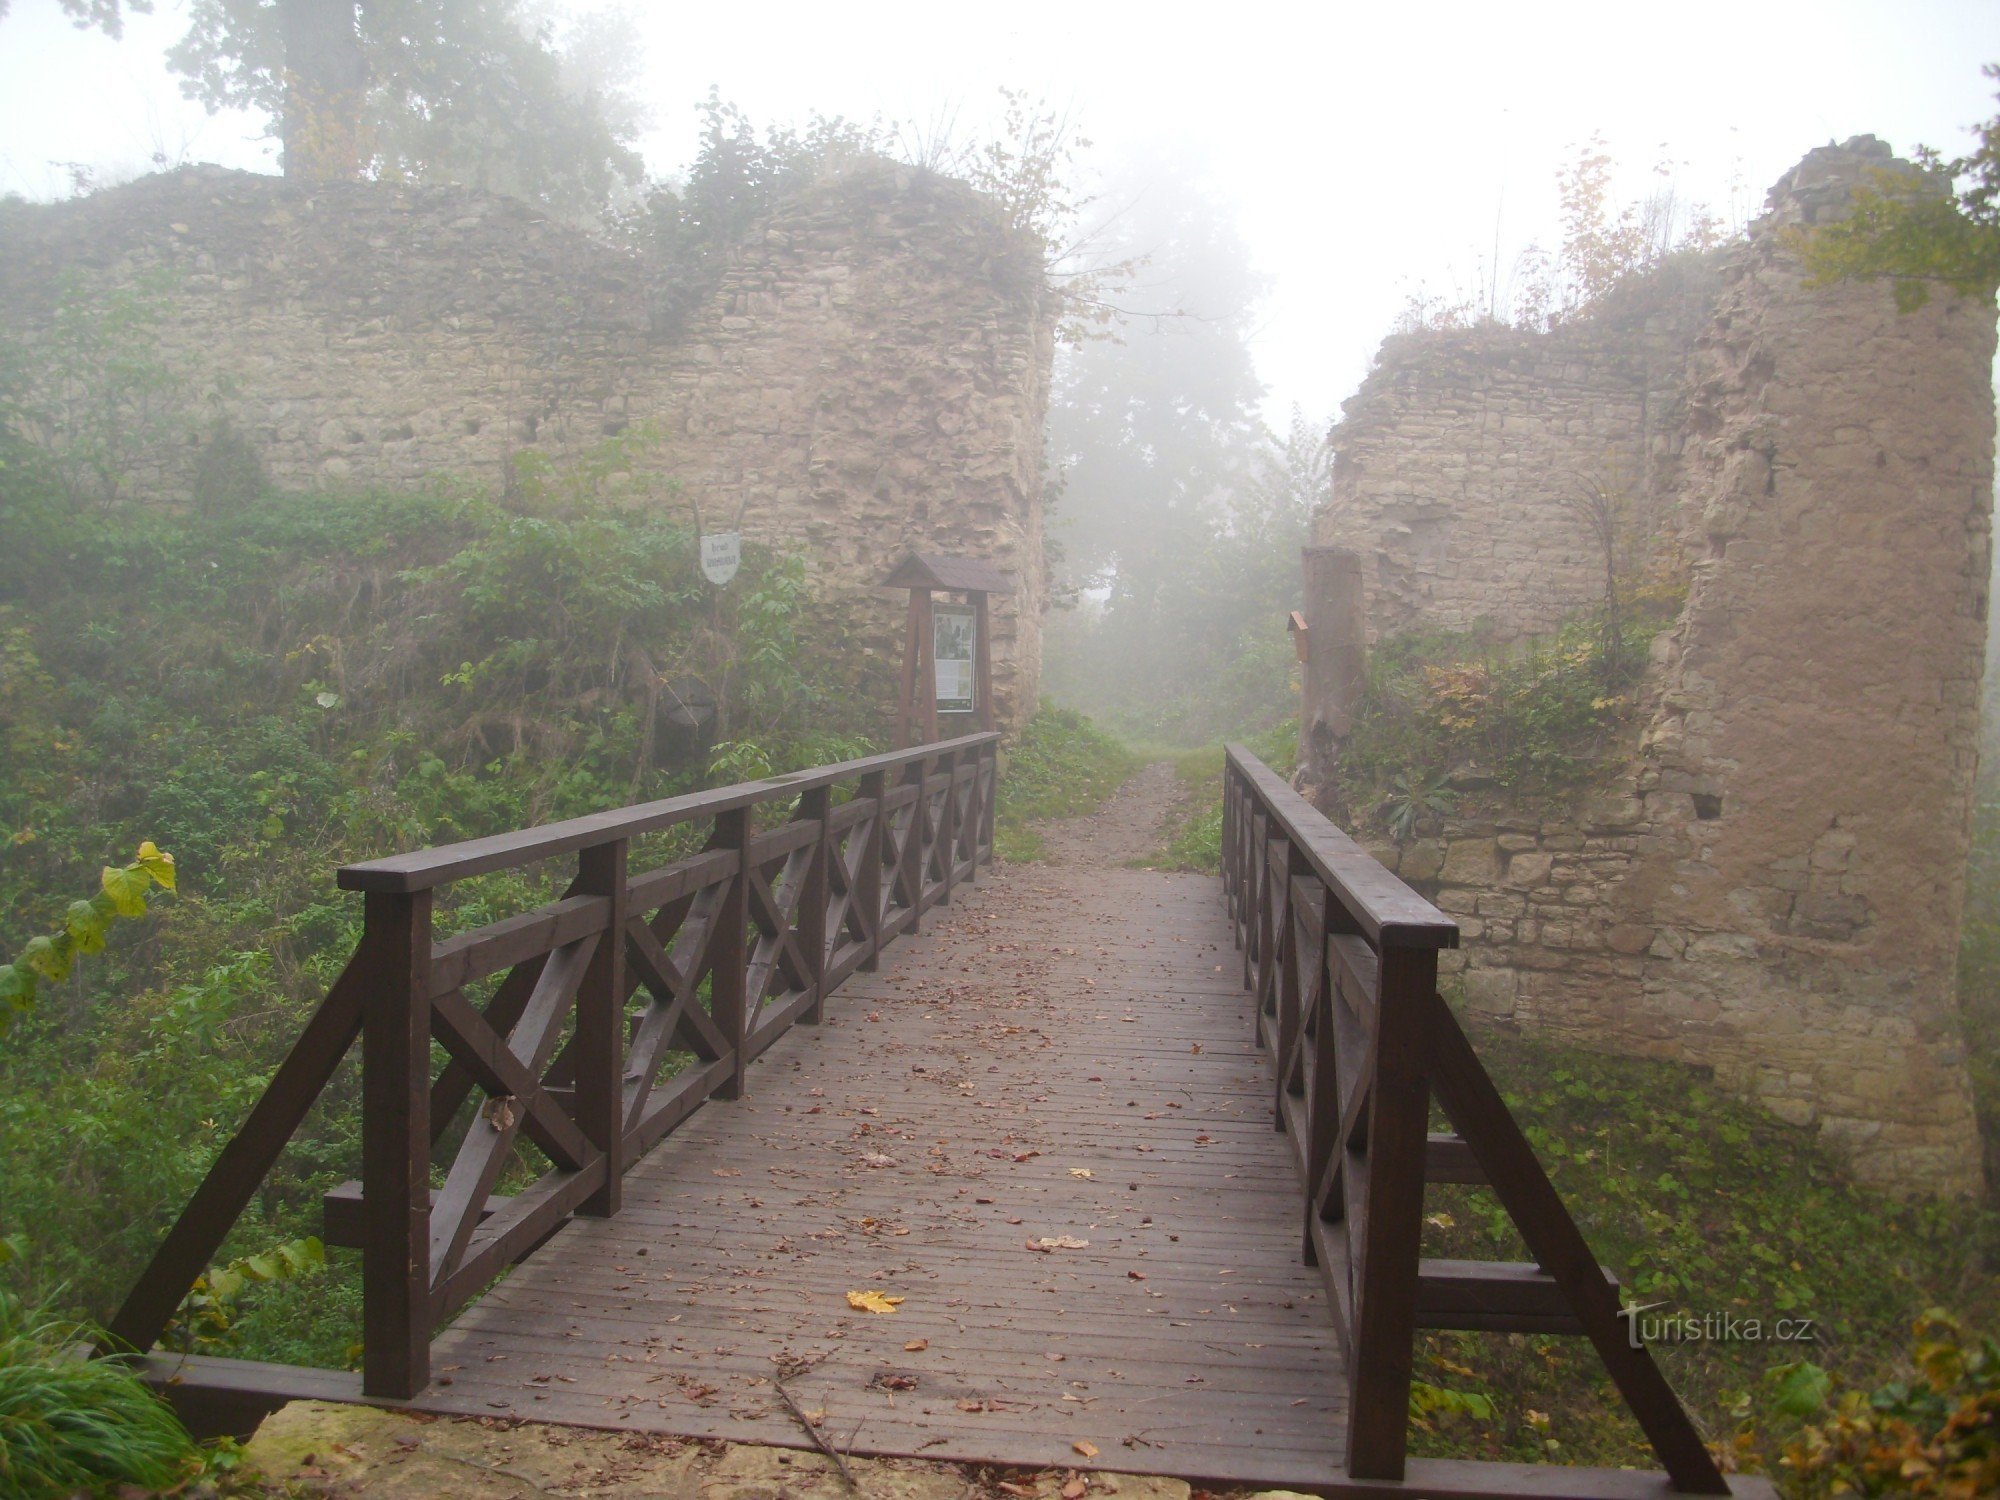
[337,733,999,894]
[360,889,432,1399]
[1426,1133,1486,1185]
[1416,1259,1620,1334]
[428,894,609,996]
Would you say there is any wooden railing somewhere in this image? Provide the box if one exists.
[1222,745,1731,1495]
[109,733,999,1400]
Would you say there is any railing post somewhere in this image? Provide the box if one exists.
[857,769,887,972]
[361,888,433,1399]
[1345,938,1439,1482]
[711,806,751,1099]
[980,739,998,863]
[575,838,627,1217]
[902,756,928,933]
[939,745,959,906]
[798,787,831,1023]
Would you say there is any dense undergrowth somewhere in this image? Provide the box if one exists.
[0,431,887,1378]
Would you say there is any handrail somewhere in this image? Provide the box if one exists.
[109,734,1001,1402]
[339,732,999,893]
[1221,745,1731,1495]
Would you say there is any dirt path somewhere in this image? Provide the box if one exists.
[1035,760,1188,867]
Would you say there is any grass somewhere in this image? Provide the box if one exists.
[1137,721,1296,873]
[993,705,1139,861]
[0,1299,199,1496]
[1406,1014,1999,1482]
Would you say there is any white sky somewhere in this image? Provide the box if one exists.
[0,0,1995,425]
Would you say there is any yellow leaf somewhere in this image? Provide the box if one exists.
[135,841,176,891]
[1073,1440,1099,1459]
[845,1289,904,1314]
[1068,1168,1094,1179]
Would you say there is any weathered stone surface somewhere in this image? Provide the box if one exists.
[242,1401,1186,1499]
[1439,839,1500,886]
[1316,138,1990,1196]
[0,160,1056,726]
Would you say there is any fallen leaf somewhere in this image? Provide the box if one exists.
[903,1338,928,1352]
[845,1290,905,1314]
[1073,1439,1100,1458]
[1127,1271,1147,1281]
[1063,1480,1089,1500]
[1068,1168,1094,1179]
[1027,1236,1090,1252]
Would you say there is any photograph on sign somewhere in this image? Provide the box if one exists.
[933,602,976,713]
[700,532,741,585]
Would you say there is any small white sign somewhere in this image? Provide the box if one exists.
[700,532,741,585]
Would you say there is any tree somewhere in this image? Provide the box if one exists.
[165,0,644,218]
[0,1,152,36]
[1792,66,2000,310]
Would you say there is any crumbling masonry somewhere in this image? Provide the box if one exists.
[1311,139,1994,1195]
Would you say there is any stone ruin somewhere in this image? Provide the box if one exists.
[1304,138,1995,1195]
[0,159,1056,726]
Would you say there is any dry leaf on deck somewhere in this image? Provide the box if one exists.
[1068,1168,1094,1179]
[903,1338,928,1352]
[1073,1439,1100,1458]
[1026,1236,1090,1252]
[845,1289,905,1314]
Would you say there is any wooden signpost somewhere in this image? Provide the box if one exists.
[883,552,1006,747]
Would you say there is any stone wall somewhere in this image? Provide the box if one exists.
[1322,139,1994,1195]
[1318,261,1717,644]
[0,160,1054,724]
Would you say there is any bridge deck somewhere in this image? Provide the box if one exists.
[415,856,1351,1487]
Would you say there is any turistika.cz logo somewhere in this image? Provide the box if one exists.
[1617,1302,1818,1350]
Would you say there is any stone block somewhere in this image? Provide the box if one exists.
[1398,839,1446,881]
[1607,923,1655,955]
[1506,851,1554,889]
[1440,838,1500,885]
[1463,968,1517,1017]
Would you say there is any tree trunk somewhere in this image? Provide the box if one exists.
[279,0,368,181]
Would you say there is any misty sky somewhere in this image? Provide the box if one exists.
[0,0,1994,426]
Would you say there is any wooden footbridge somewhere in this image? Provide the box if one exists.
[112,735,1771,1497]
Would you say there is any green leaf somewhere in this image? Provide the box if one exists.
[1768,1359,1832,1417]
[20,933,73,982]
[0,1232,24,1266]
[0,962,35,1011]
[101,862,150,918]
[65,898,110,953]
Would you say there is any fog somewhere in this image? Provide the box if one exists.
[2,0,1993,424]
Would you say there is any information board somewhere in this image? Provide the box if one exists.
[933,602,976,713]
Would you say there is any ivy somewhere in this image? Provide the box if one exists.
[0,842,174,1035]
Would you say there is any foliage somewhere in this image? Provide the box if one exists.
[1407,1023,1999,1478]
[1397,137,1733,334]
[1334,602,1663,820]
[0,1292,198,1496]
[163,1236,325,1354]
[993,705,1137,862]
[1780,1314,2000,1497]
[0,425,880,1359]
[164,0,645,216]
[0,843,174,1036]
[1384,768,1457,843]
[1140,718,1298,874]
[1790,66,2000,311]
